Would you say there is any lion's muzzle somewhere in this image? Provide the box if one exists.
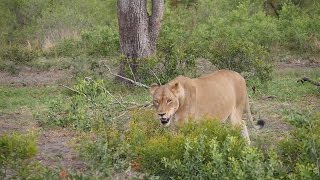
[160,117,170,125]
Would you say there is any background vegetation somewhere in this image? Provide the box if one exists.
[0,0,319,179]
[0,0,319,81]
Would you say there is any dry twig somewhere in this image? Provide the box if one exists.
[60,84,87,97]
[104,65,150,89]
[149,67,162,85]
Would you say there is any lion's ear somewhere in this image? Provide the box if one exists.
[149,83,159,95]
[171,82,183,97]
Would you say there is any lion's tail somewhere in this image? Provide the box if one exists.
[246,94,265,129]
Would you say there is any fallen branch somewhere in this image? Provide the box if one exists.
[60,78,153,122]
[261,95,277,100]
[85,77,127,108]
[111,111,127,121]
[59,84,87,98]
[297,77,320,87]
[105,65,150,89]
[127,103,153,110]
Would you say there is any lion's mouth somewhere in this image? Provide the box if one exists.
[160,118,170,125]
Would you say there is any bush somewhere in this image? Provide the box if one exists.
[49,26,120,58]
[278,2,320,53]
[210,39,273,82]
[77,134,127,177]
[0,133,37,162]
[125,110,320,179]
[126,111,288,179]
[194,1,277,82]
[81,26,120,57]
[278,112,320,178]
[44,99,320,179]
[38,77,143,131]
[54,38,81,57]
[40,78,113,131]
[1,45,38,63]
[0,132,48,179]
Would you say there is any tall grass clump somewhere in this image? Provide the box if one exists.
[278,112,320,178]
[0,132,48,179]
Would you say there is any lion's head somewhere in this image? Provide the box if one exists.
[149,82,184,126]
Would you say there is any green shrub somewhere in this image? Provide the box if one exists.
[41,78,106,130]
[158,5,198,67]
[51,26,120,58]
[126,112,288,179]
[78,137,118,177]
[278,112,320,178]
[194,1,277,82]
[54,38,81,57]
[210,39,273,82]
[278,2,320,52]
[0,132,48,179]
[81,26,120,57]
[1,45,38,63]
[0,59,18,74]
[0,133,37,162]
[75,118,129,177]
[126,110,320,179]
[39,77,136,131]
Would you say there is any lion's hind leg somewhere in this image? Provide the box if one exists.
[230,110,251,145]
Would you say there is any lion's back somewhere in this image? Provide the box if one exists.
[191,70,248,120]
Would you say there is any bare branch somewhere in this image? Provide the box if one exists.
[60,84,98,106]
[127,102,153,110]
[85,77,127,109]
[111,111,127,120]
[127,59,137,83]
[59,84,87,98]
[105,65,150,89]
[148,67,161,85]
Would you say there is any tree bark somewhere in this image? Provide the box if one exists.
[117,0,164,82]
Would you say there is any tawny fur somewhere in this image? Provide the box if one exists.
[150,70,262,144]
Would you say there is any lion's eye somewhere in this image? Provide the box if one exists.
[154,100,159,105]
[167,99,172,104]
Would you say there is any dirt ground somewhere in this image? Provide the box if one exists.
[0,68,86,172]
[0,61,319,173]
[0,68,72,87]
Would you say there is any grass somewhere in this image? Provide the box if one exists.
[249,67,320,150]
[252,68,319,102]
[0,64,319,178]
[0,86,61,113]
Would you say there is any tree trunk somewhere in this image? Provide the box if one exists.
[117,0,164,82]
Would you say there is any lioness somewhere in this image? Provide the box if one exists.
[149,70,264,144]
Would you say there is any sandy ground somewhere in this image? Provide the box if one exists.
[0,68,72,87]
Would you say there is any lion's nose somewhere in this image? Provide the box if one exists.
[158,113,166,117]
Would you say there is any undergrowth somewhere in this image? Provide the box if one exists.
[0,132,49,179]
[67,108,320,179]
